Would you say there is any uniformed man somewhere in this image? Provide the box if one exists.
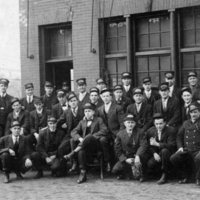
[112,85,132,113]
[0,121,32,183]
[0,78,13,138]
[170,102,200,186]
[89,87,104,109]
[5,98,30,136]
[127,88,153,133]
[76,78,90,107]
[41,81,58,110]
[142,77,160,106]
[20,83,39,112]
[146,113,176,184]
[96,78,106,93]
[112,114,148,181]
[31,116,65,179]
[121,72,133,101]
[62,81,70,93]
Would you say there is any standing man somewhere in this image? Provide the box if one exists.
[89,87,103,109]
[62,81,70,93]
[76,78,90,108]
[20,83,39,112]
[41,81,58,110]
[146,113,176,184]
[0,121,33,183]
[142,77,160,106]
[96,78,107,93]
[170,102,200,186]
[121,72,133,101]
[0,78,13,138]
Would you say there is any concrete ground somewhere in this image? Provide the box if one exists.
[0,171,200,200]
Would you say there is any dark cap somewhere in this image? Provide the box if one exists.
[90,87,99,94]
[96,78,106,85]
[0,78,9,86]
[124,114,136,122]
[189,102,200,112]
[48,116,57,123]
[25,83,34,89]
[165,71,175,79]
[83,102,96,110]
[180,87,192,95]
[11,97,20,105]
[11,121,21,128]
[76,78,86,86]
[45,81,53,88]
[133,88,143,95]
[100,88,111,95]
[56,89,66,97]
[62,81,68,86]
[121,72,131,79]
[143,77,151,84]
[188,71,197,78]
[34,97,43,104]
[113,85,123,92]
[67,92,77,101]
[153,113,164,120]
[159,82,169,91]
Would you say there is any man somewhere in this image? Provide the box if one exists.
[89,87,103,109]
[20,83,39,112]
[146,113,176,184]
[41,81,58,110]
[5,98,30,136]
[164,71,180,100]
[153,82,181,130]
[170,102,200,186]
[96,78,106,93]
[112,85,131,113]
[52,89,69,120]
[0,78,13,138]
[142,77,160,106]
[62,81,70,93]
[66,103,108,184]
[121,72,133,101]
[127,88,153,133]
[113,114,148,181]
[0,121,32,183]
[31,117,65,178]
[76,78,90,107]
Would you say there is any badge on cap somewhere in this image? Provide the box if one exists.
[76,78,86,86]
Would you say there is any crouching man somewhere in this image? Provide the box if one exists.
[112,114,148,181]
[0,121,32,183]
[31,116,65,179]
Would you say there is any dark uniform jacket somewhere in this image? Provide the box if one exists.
[171,86,181,101]
[113,96,132,113]
[30,109,51,134]
[145,126,176,156]
[115,128,147,163]
[71,116,108,141]
[190,84,200,102]
[97,102,124,139]
[122,85,133,101]
[142,89,160,106]
[20,95,39,112]
[153,97,181,127]
[77,92,90,108]
[41,94,58,110]
[181,102,193,124]
[177,118,200,152]
[0,135,30,159]
[52,103,68,120]
[5,109,30,136]
[126,103,153,132]
[36,128,65,159]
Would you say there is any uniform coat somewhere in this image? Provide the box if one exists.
[142,89,160,106]
[41,94,58,110]
[122,85,134,101]
[77,92,90,107]
[52,103,68,120]
[20,95,39,112]
[113,96,132,113]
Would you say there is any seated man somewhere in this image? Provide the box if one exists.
[5,97,30,136]
[170,102,200,186]
[145,113,176,184]
[0,121,32,183]
[65,103,108,184]
[31,117,65,178]
[112,114,148,181]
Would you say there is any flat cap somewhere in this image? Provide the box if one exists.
[11,121,21,128]
[133,88,143,95]
[0,78,9,86]
[165,71,175,79]
[143,77,151,84]
[180,87,192,95]
[34,97,43,104]
[45,81,53,88]
[67,92,77,101]
[189,102,200,112]
[25,83,34,89]
[153,113,164,120]
[56,89,66,97]
[48,116,57,123]
[83,102,96,110]
[11,97,20,105]
[100,87,111,95]
[96,78,106,85]
[90,87,99,94]
[113,85,123,91]
[76,78,86,86]
[124,114,136,122]
[188,71,197,78]
[159,82,169,91]
[121,72,131,79]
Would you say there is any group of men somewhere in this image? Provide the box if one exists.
[0,70,200,187]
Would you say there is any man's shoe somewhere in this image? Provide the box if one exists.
[179,176,190,184]
[16,172,23,180]
[157,173,167,185]
[69,160,78,173]
[3,172,9,184]
[196,179,200,186]
[64,151,76,160]
[34,171,43,179]
[77,172,87,184]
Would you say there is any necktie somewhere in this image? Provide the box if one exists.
[72,108,77,117]
[136,103,141,113]
[28,96,31,104]
[14,137,19,157]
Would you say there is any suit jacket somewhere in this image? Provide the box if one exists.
[52,103,68,120]
[97,102,124,139]
[153,97,181,127]
[142,89,160,106]
[112,96,132,113]
[57,105,84,139]
[30,109,51,134]
[5,109,30,135]
[171,86,181,101]
[126,103,153,132]
[71,116,108,141]
[115,128,148,163]
[146,126,176,155]
[36,128,65,159]
[20,95,39,112]
[41,94,58,110]
[0,135,30,159]
[122,85,134,102]
[77,92,90,107]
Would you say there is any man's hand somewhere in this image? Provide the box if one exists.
[49,155,56,161]
[9,149,15,156]
[153,153,161,162]
[46,157,52,164]
[126,158,134,165]
[134,156,141,167]
[176,147,183,153]
[150,137,159,147]
[25,158,32,168]
[34,133,39,140]
[79,137,84,143]
[62,123,67,129]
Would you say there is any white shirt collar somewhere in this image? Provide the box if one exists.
[0,93,6,97]
[37,109,43,114]
[79,91,87,101]
[12,135,19,143]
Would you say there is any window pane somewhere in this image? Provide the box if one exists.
[138,73,148,86]
[160,56,171,71]
[107,60,116,74]
[195,53,200,68]
[51,45,58,58]
[109,74,118,86]
[117,59,127,73]
[196,30,200,44]
[118,37,127,51]
[107,38,118,52]
[149,57,159,71]
[149,18,159,33]
[65,43,72,57]
[150,33,160,48]
[50,30,57,44]
[57,44,65,57]
[182,53,194,69]
[65,29,72,42]
[118,22,126,36]
[57,30,65,43]
[161,33,170,47]
[137,57,148,72]
[149,72,159,86]
[107,23,117,37]
[160,72,166,82]
[182,71,189,85]
[183,12,195,30]
[138,35,149,50]
[138,18,148,34]
[196,11,200,28]
[183,30,195,46]
[161,16,170,32]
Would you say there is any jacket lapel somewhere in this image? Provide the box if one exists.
[107,103,114,117]
[8,135,14,149]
